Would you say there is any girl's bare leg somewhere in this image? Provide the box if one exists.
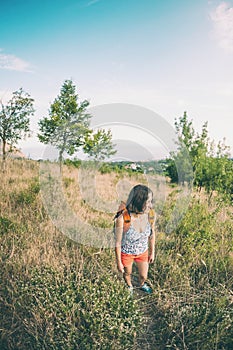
[123,263,133,287]
[136,261,149,286]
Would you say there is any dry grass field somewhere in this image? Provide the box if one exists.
[0,159,232,349]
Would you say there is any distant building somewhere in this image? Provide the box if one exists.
[125,163,142,171]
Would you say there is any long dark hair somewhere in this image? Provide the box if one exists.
[126,184,153,213]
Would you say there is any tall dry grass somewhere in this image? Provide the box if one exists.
[0,159,232,349]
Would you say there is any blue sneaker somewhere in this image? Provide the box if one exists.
[127,286,134,296]
[140,283,152,294]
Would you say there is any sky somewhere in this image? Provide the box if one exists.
[1,0,233,160]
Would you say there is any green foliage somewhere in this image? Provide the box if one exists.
[38,79,91,164]
[166,112,194,184]
[38,80,116,165]
[1,265,141,350]
[63,158,82,168]
[143,285,233,350]
[0,88,34,160]
[0,217,17,235]
[9,180,40,207]
[99,162,126,174]
[99,162,113,174]
[90,217,112,229]
[156,195,233,286]
[164,158,178,183]
[62,177,75,188]
[168,112,233,200]
[83,128,116,161]
[146,194,233,349]
[197,154,233,202]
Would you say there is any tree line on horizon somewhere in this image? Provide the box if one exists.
[0,80,233,201]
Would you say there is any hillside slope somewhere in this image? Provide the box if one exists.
[0,159,232,349]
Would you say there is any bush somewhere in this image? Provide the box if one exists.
[0,265,141,350]
[63,158,82,168]
[144,285,233,350]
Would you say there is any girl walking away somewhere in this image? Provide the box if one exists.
[114,184,155,294]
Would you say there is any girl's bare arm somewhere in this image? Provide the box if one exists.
[114,215,124,273]
[148,215,156,263]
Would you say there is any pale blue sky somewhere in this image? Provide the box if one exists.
[1,0,233,159]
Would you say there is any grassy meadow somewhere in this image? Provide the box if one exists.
[0,159,232,349]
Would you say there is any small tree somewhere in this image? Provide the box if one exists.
[173,111,208,186]
[83,129,116,161]
[38,79,116,167]
[38,80,91,167]
[0,88,34,163]
[169,112,233,201]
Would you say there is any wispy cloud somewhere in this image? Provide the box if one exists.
[210,2,233,53]
[86,0,101,7]
[0,50,33,72]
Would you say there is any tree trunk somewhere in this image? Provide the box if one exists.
[59,150,63,173]
[3,139,6,162]
[1,139,6,172]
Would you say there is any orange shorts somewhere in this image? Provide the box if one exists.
[121,250,148,267]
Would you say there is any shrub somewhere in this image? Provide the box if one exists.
[0,265,141,350]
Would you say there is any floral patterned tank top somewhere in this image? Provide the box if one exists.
[121,221,152,255]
